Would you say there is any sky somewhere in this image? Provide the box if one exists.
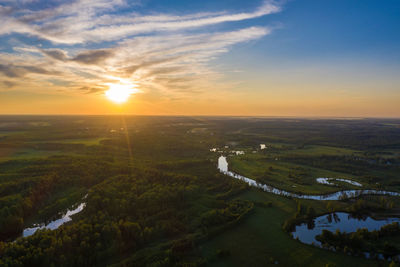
[0,0,399,117]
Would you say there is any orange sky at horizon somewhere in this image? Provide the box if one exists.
[1,86,399,118]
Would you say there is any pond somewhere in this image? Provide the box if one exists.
[218,156,400,201]
[316,177,362,187]
[291,212,400,246]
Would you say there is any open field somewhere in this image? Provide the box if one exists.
[200,189,376,267]
[228,154,363,194]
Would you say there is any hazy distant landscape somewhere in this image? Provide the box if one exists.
[0,116,399,266]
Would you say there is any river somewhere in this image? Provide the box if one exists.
[218,156,400,201]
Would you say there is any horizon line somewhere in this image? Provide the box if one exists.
[0,114,399,120]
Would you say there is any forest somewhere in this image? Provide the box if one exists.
[0,116,399,266]
[316,222,400,259]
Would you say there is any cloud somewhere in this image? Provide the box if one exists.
[0,63,60,78]
[77,1,279,44]
[42,48,114,65]
[0,0,282,98]
[72,49,114,64]
[121,56,185,76]
[42,49,68,61]
[0,64,21,78]
[2,80,16,88]
[0,0,280,44]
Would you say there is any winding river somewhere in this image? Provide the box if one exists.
[218,156,400,201]
[218,155,400,260]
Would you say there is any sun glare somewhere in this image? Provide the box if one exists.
[105,83,137,104]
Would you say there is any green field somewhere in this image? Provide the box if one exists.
[201,189,376,267]
[227,148,369,195]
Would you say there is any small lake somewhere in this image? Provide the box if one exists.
[316,177,362,187]
[218,156,400,201]
[292,212,400,246]
[22,202,86,238]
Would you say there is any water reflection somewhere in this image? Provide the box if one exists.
[316,177,362,187]
[22,202,86,238]
[218,156,400,201]
[292,212,400,246]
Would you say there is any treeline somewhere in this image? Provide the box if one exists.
[282,201,316,232]
[201,199,254,237]
[222,118,400,150]
[316,222,400,259]
[347,198,396,215]
[281,154,400,189]
[283,198,398,233]
[281,155,397,178]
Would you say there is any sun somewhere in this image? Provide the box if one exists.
[105,83,137,104]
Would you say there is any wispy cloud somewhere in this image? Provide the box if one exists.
[0,0,282,98]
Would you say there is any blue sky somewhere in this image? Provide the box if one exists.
[0,0,399,116]
[126,0,400,63]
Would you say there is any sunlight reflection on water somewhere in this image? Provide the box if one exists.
[217,156,400,201]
